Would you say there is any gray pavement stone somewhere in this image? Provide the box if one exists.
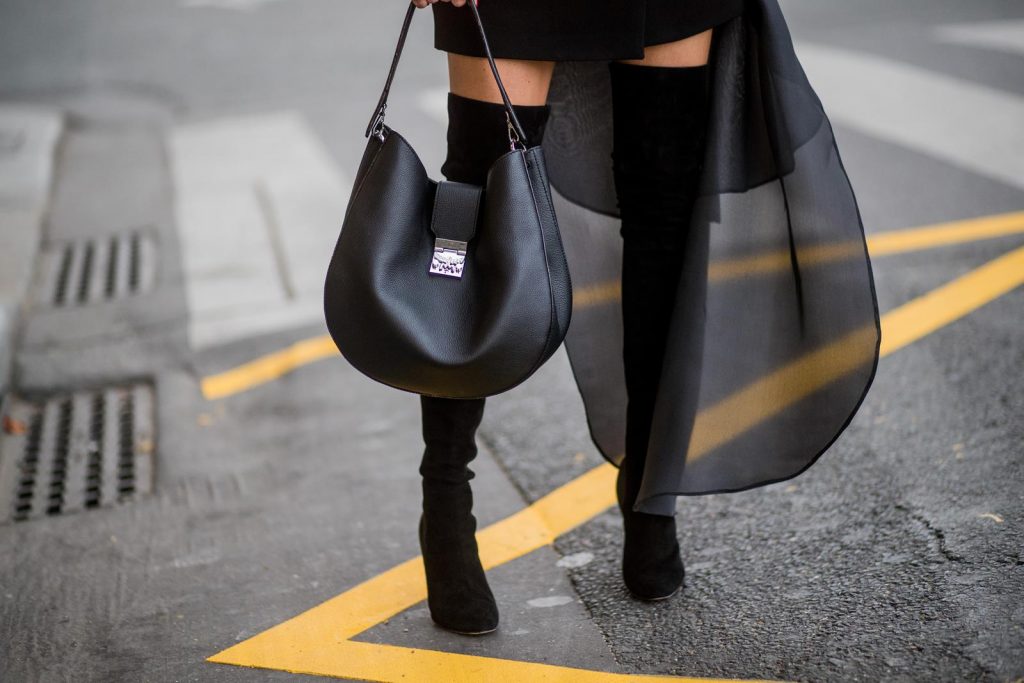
[170,112,349,350]
[0,105,62,208]
[797,41,1024,192]
[15,112,191,392]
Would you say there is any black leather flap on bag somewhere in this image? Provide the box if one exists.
[430,181,483,243]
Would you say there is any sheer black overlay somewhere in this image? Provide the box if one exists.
[543,0,881,513]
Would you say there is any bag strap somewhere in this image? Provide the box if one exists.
[365,1,529,149]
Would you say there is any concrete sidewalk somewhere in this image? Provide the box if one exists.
[0,105,63,397]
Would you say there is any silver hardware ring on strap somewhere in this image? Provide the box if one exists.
[364,1,529,150]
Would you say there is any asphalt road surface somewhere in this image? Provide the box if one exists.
[0,1,1022,681]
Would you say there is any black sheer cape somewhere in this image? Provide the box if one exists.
[544,0,880,514]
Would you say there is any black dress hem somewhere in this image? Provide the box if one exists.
[432,1,744,63]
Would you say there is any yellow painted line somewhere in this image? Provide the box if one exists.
[209,245,1024,681]
[211,464,618,646]
[686,324,877,461]
[713,208,1024,280]
[573,279,622,309]
[200,210,1023,401]
[208,465,743,682]
[212,639,755,683]
[868,209,1024,256]
[201,335,337,400]
[689,243,1024,462]
[878,243,1024,355]
[705,243,861,282]
[574,209,1024,308]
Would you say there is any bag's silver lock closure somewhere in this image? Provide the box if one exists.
[430,238,468,278]
[429,181,481,280]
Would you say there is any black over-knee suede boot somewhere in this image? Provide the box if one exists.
[608,60,711,601]
[419,92,551,635]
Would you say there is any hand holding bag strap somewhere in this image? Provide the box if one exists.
[364,1,529,147]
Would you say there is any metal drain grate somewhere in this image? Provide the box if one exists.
[0,384,154,524]
[39,229,157,307]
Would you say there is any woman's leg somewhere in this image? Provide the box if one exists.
[436,55,554,184]
[418,53,554,636]
[610,30,714,600]
[447,53,554,106]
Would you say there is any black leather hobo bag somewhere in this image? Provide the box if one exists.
[323,2,572,399]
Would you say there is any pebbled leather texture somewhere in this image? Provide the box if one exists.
[323,126,573,398]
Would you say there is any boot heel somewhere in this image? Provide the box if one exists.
[617,461,685,601]
[419,513,499,635]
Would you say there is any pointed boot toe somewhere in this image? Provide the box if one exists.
[428,592,499,636]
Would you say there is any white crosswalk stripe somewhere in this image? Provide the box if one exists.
[796,41,1024,190]
[932,18,1024,58]
[170,111,348,349]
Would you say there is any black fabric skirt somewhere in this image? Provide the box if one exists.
[432,0,745,61]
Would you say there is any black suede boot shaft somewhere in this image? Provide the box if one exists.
[609,60,711,600]
[609,61,709,249]
[441,92,552,186]
[419,92,552,634]
[418,395,495,634]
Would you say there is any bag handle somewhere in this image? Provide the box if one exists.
[365,1,529,149]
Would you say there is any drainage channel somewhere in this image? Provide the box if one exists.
[36,229,158,308]
[0,383,154,524]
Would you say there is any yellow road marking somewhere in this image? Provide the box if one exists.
[689,243,1024,464]
[572,279,622,309]
[208,465,736,681]
[239,464,616,649]
[200,210,1024,401]
[868,210,1024,256]
[574,209,1024,308]
[705,242,861,283]
[209,244,1024,681]
[879,244,1024,355]
[686,325,877,462]
[201,335,337,400]
[214,639,753,683]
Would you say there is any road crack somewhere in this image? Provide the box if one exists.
[894,504,965,563]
